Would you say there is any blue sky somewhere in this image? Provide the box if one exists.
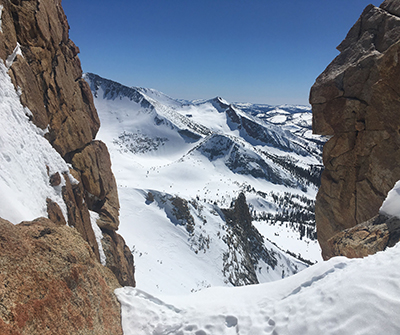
[63,1,382,105]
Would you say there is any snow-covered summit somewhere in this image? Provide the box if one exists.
[84,72,183,110]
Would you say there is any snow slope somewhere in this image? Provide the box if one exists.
[0,60,70,224]
[86,73,325,295]
[116,243,400,335]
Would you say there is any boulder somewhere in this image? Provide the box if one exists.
[0,217,123,335]
[46,198,67,226]
[325,214,400,259]
[310,0,400,259]
[49,172,61,187]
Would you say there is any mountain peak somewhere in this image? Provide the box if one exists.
[208,96,231,112]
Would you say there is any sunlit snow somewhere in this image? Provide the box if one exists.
[380,179,400,218]
[0,60,69,223]
[116,243,400,335]
[6,43,23,69]
[89,210,107,266]
[87,73,323,296]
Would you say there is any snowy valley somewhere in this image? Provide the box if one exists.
[3,0,400,334]
[83,74,400,335]
[85,73,325,295]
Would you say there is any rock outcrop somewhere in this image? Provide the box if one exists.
[325,214,400,259]
[0,0,134,285]
[222,193,278,286]
[71,141,120,231]
[0,217,123,335]
[310,0,400,259]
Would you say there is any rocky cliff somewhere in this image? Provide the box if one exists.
[311,0,400,259]
[0,0,134,332]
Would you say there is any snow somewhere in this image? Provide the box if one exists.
[118,188,228,295]
[268,114,287,123]
[116,243,400,335]
[0,5,3,33]
[253,220,320,263]
[178,102,234,135]
[87,73,323,295]
[380,179,400,218]
[89,210,107,266]
[6,43,23,69]
[110,140,316,294]
[0,60,69,224]
[137,87,183,109]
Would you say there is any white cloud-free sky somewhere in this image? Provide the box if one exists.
[63,0,382,105]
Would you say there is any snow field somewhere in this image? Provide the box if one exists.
[118,188,228,295]
[253,220,320,264]
[116,243,400,335]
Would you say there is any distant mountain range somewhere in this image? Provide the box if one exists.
[84,72,326,295]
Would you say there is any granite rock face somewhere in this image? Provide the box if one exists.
[102,230,136,287]
[0,217,123,335]
[0,0,99,155]
[325,214,400,259]
[62,171,100,262]
[71,141,120,231]
[0,0,134,284]
[311,0,400,259]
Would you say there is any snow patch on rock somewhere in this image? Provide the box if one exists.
[380,179,400,218]
[6,43,23,69]
[89,210,107,266]
[0,5,3,33]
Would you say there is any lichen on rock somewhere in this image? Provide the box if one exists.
[0,217,123,335]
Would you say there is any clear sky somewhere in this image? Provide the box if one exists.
[63,0,382,105]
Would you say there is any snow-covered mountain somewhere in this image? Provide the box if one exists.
[85,73,326,295]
